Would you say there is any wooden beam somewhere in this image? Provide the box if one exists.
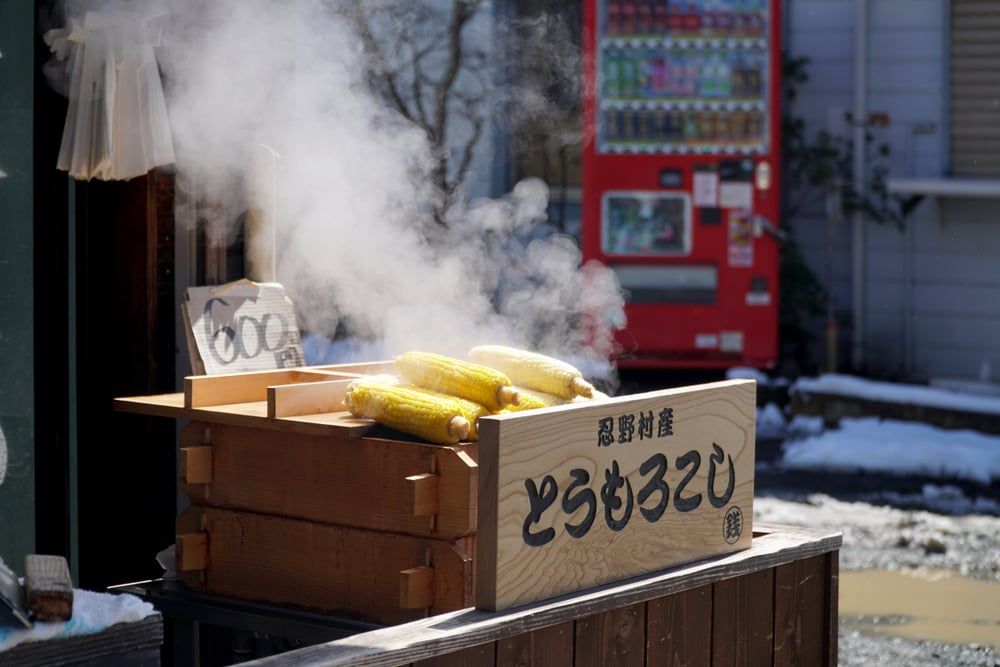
[405,473,440,517]
[399,566,435,609]
[176,533,208,572]
[238,525,841,667]
[180,446,213,485]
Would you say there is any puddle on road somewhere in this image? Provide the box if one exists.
[840,569,1000,649]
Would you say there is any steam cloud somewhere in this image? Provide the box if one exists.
[56,0,625,380]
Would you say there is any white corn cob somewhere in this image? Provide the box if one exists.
[468,345,594,399]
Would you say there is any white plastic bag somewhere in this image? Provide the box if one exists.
[45,9,175,181]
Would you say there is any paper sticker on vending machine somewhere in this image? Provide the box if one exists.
[727,210,754,268]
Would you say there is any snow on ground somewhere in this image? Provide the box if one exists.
[780,418,1000,485]
[755,403,825,439]
[792,373,1000,416]
[754,494,1000,579]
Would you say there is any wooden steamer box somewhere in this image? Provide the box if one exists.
[117,365,756,626]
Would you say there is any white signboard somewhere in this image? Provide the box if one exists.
[183,281,304,376]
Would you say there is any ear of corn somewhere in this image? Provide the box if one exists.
[468,345,595,400]
[398,385,489,440]
[505,387,568,412]
[396,351,518,412]
[344,382,470,445]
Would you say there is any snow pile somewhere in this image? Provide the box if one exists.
[781,418,1000,484]
[787,414,824,437]
[726,366,769,385]
[754,494,1000,578]
[756,402,786,438]
[792,374,1000,416]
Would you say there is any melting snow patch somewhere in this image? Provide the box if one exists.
[756,402,786,438]
[726,366,769,385]
[792,374,1000,416]
[780,418,1000,484]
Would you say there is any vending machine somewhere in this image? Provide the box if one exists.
[582,0,782,369]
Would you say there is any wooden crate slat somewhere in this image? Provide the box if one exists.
[645,584,711,666]
[827,552,839,667]
[267,378,356,418]
[496,622,573,667]
[178,506,473,625]
[412,644,495,667]
[711,568,774,666]
[773,554,829,666]
[574,602,645,667]
[185,368,345,408]
[179,425,477,539]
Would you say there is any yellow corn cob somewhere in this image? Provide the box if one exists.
[344,383,470,445]
[395,351,519,412]
[349,374,401,387]
[572,388,610,403]
[505,386,568,412]
[399,385,488,440]
[467,345,594,399]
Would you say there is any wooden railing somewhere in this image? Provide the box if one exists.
[242,523,841,667]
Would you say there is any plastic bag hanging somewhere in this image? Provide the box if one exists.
[44,9,175,181]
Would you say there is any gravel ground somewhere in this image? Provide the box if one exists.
[755,493,1000,665]
[756,493,1000,580]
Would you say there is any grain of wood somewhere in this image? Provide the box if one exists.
[399,567,435,609]
[267,378,356,418]
[176,533,208,572]
[575,603,645,667]
[413,644,495,667]
[180,506,473,625]
[827,552,839,667]
[478,380,756,611]
[185,368,343,408]
[180,446,213,484]
[178,425,477,539]
[773,554,828,666]
[712,567,774,666]
[496,622,573,667]
[234,526,840,667]
[644,585,711,667]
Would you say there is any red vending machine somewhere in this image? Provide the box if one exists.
[582,0,781,369]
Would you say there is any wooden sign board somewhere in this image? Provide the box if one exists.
[183,281,304,376]
[476,379,756,611]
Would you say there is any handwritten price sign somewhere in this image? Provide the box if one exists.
[184,282,304,375]
[476,380,756,611]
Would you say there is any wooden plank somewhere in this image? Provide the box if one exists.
[178,425,477,539]
[179,446,213,485]
[496,622,573,667]
[400,567,435,609]
[176,533,209,572]
[23,555,73,621]
[574,602,645,667]
[236,526,840,667]
[645,585,711,666]
[827,552,839,667]
[478,380,756,611]
[185,368,342,408]
[773,554,828,666]
[267,378,356,418]
[181,506,472,625]
[317,361,398,375]
[711,569,774,666]
[414,644,495,667]
[406,473,441,517]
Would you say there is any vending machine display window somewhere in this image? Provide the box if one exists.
[602,191,692,256]
[596,0,770,155]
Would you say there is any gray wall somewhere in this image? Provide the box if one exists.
[786,0,999,381]
[0,0,36,567]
